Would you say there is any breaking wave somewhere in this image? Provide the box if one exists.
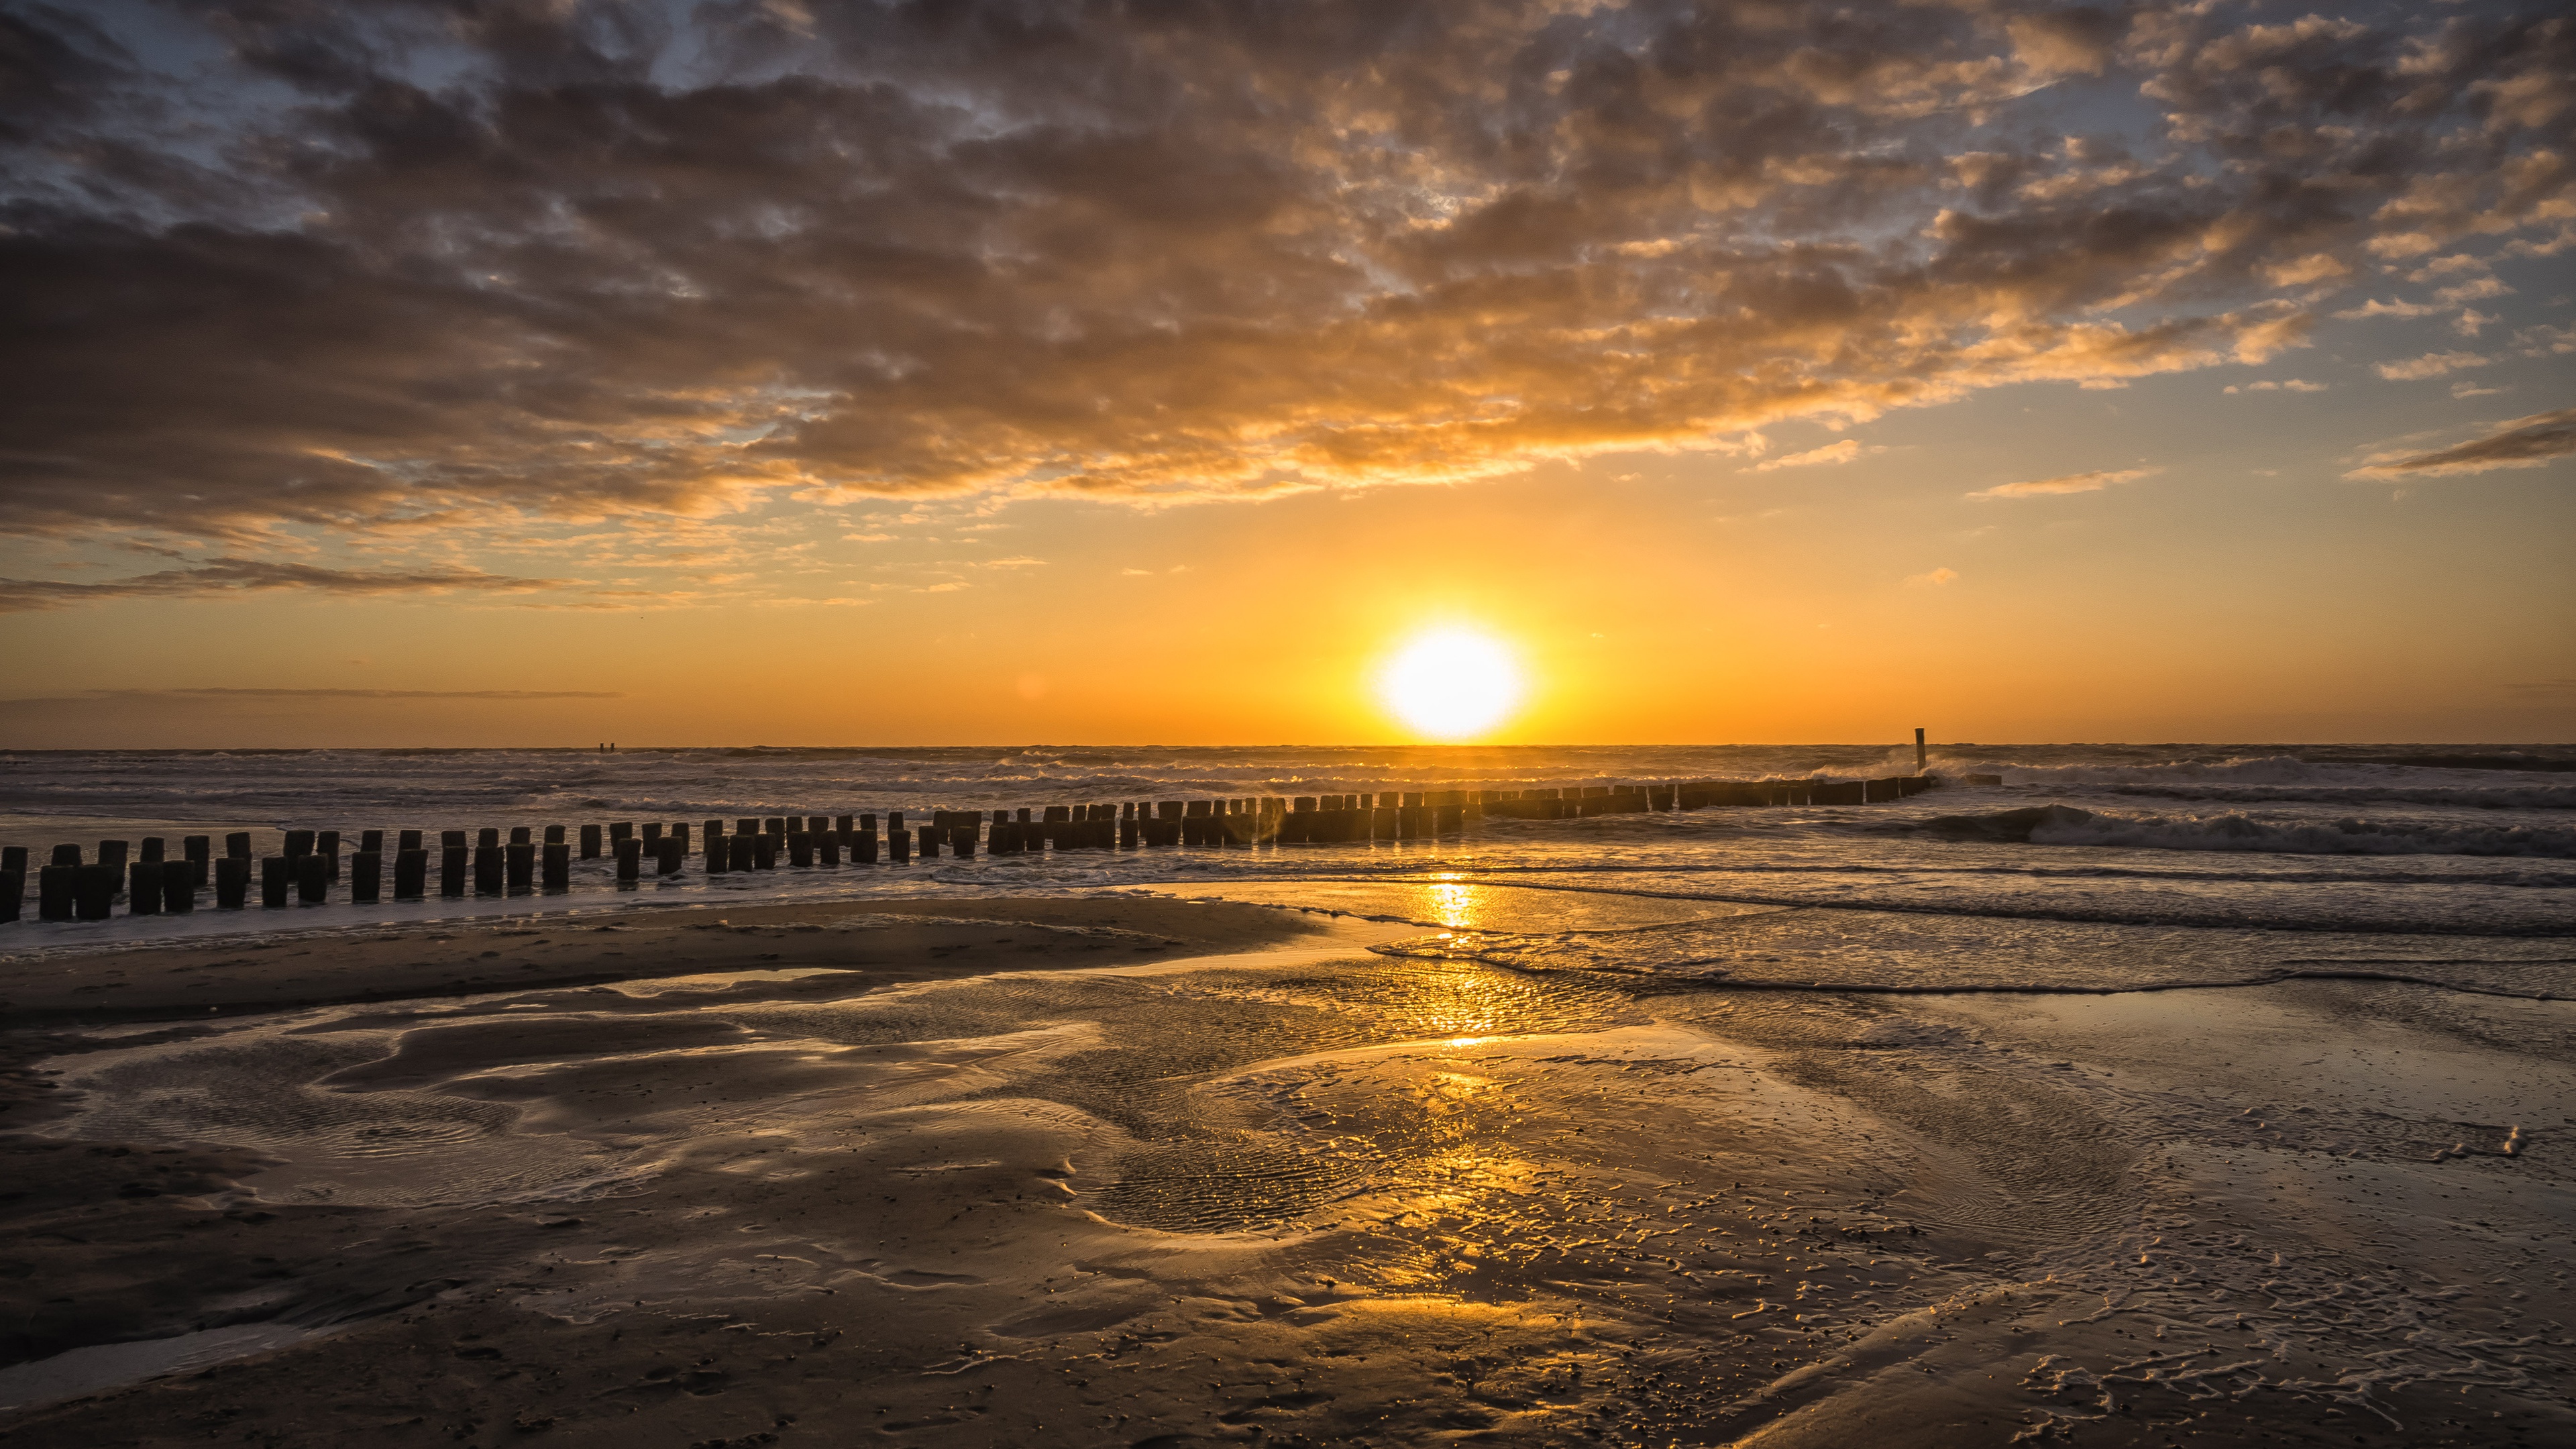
[1911,804,2576,859]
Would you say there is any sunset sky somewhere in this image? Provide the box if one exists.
[2,0,2570,747]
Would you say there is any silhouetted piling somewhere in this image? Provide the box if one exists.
[141,837,164,865]
[216,858,250,910]
[753,835,777,869]
[50,844,80,867]
[362,829,384,854]
[394,849,427,902]
[227,833,252,861]
[398,830,423,853]
[657,839,683,875]
[260,857,290,908]
[319,830,341,881]
[297,853,328,904]
[582,824,602,859]
[506,841,535,893]
[441,845,468,898]
[0,866,19,924]
[161,851,195,907]
[729,835,755,871]
[474,839,504,895]
[352,851,382,904]
[40,865,73,920]
[789,832,814,868]
[855,829,879,865]
[890,828,911,864]
[283,830,312,862]
[615,837,641,883]
[128,861,162,915]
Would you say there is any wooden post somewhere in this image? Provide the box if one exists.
[736,818,760,836]
[657,839,683,875]
[855,829,879,865]
[615,837,641,883]
[352,851,382,904]
[581,824,602,859]
[642,822,663,844]
[706,835,731,874]
[318,830,341,881]
[398,830,423,853]
[702,820,724,853]
[394,849,427,901]
[540,841,569,890]
[474,840,504,895]
[216,858,250,910]
[76,863,117,918]
[441,845,467,898]
[227,832,252,861]
[0,866,19,924]
[789,831,814,868]
[753,835,778,869]
[282,830,312,861]
[506,841,535,893]
[40,864,73,919]
[818,833,841,867]
[160,861,193,913]
[141,837,165,864]
[361,830,384,853]
[917,825,941,859]
[673,822,690,855]
[296,853,328,904]
[1915,727,1926,772]
[543,824,565,845]
[50,843,79,867]
[888,828,910,864]
[184,835,211,885]
[128,861,163,915]
[99,839,130,874]
[260,857,291,909]
[729,835,756,872]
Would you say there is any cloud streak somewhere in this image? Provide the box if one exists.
[2345,407,2576,478]
[1966,468,2159,500]
[0,559,563,612]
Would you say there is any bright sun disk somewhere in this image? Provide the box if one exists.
[1380,628,1523,740]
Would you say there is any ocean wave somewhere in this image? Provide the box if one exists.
[1911,804,2576,858]
[1974,753,2571,789]
[2099,783,2576,810]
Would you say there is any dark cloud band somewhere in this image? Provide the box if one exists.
[0,0,2568,547]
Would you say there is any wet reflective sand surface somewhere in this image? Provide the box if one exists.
[2,890,2570,1447]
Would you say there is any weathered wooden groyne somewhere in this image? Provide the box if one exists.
[0,773,1941,921]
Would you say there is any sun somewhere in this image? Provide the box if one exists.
[1379,627,1524,741]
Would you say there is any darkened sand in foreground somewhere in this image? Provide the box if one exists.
[1,894,2567,1447]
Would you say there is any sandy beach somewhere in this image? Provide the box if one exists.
[1,889,2566,1447]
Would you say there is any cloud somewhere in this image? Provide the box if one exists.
[1906,568,1960,587]
[0,687,621,710]
[2374,351,2492,380]
[2343,407,2576,478]
[0,0,2565,582]
[0,559,564,612]
[1749,440,1881,472]
[1966,467,2159,500]
[2226,379,2327,394]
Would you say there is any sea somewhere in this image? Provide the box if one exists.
[3,743,2570,995]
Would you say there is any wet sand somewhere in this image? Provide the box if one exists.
[1,894,2569,1447]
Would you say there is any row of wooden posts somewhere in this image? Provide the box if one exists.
[0,774,1938,922]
